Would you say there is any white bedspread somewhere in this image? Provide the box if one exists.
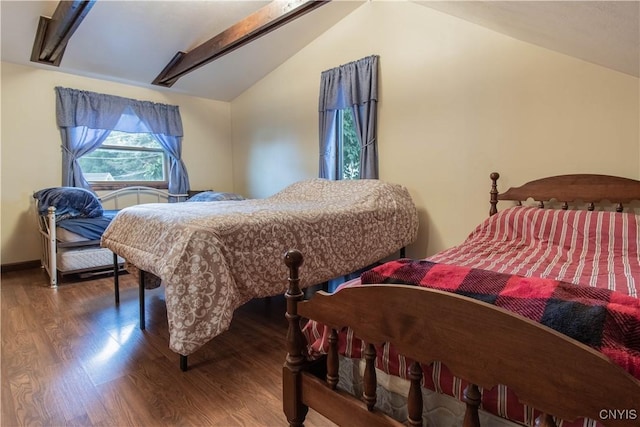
[101,179,418,355]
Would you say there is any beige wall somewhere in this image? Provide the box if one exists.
[231,1,640,258]
[1,62,233,265]
[3,2,639,265]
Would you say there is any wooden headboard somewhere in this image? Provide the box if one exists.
[489,172,640,215]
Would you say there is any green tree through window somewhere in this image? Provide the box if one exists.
[78,131,167,182]
[340,108,360,180]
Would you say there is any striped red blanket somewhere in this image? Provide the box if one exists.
[430,206,639,296]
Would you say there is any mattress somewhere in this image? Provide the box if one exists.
[57,245,124,273]
[56,228,92,243]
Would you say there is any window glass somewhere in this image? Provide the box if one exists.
[77,130,167,183]
[340,108,360,180]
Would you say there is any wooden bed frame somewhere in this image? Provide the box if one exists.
[283,172,640,427]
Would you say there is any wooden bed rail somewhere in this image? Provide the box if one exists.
[283,249,640,427]
[489,172,640,215]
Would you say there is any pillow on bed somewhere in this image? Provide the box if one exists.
[33,187,103,221]
[187,191,245,202]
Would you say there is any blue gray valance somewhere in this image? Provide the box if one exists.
[55,86,189,194]
[318,55,378,111]
[55,87,183,137]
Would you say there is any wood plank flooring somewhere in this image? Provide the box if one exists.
[1,268,334,426]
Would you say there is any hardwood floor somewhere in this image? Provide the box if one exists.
[1,268,334,426]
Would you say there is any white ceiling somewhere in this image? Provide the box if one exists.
[1,1,638,102]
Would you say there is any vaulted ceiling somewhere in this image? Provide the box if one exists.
[2,1,638,102]
[1,0,364,101]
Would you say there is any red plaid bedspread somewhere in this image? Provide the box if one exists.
[304,260,640,426]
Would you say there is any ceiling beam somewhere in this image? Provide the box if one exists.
[31,0,96,66]
[152,0,331,87]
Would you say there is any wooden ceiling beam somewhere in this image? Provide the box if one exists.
[31,0,96,66]
[152,0,331,87]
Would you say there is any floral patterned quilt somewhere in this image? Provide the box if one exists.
[101,178,418,355]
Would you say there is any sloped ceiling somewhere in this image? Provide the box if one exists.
[1,1,638,103]
[416,1,640,78]
[1,0,364,101]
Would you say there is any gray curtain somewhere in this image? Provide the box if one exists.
[55,87,189,193]
[318,55,379,179]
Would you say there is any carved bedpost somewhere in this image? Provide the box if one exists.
[327,328,339,390]
[407,362,424,426]
[489,172,500,216]
[462,383,481,427]
[535,413,558,427]
[283,250,309,427]
[363,343,378,411]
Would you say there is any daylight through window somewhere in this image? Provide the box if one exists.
[339,108,360,180]
[78,130,168,183]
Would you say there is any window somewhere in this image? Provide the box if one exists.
[77,130,168,184]
[56,87,189,195]
[338,109,360,180]
[318,55,378,180]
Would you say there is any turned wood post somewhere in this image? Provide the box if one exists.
[407,362,423,426]
[489,172,500,216]
[283,250,309,427]
[363,343,377,411]
[535,413,558,427]
[327,328,339,390]
[463,383,481,427]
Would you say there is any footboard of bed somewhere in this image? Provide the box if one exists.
[283,249,640,427]
[284,250,403,427]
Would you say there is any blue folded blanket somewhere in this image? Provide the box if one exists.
[34,187,103,221]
